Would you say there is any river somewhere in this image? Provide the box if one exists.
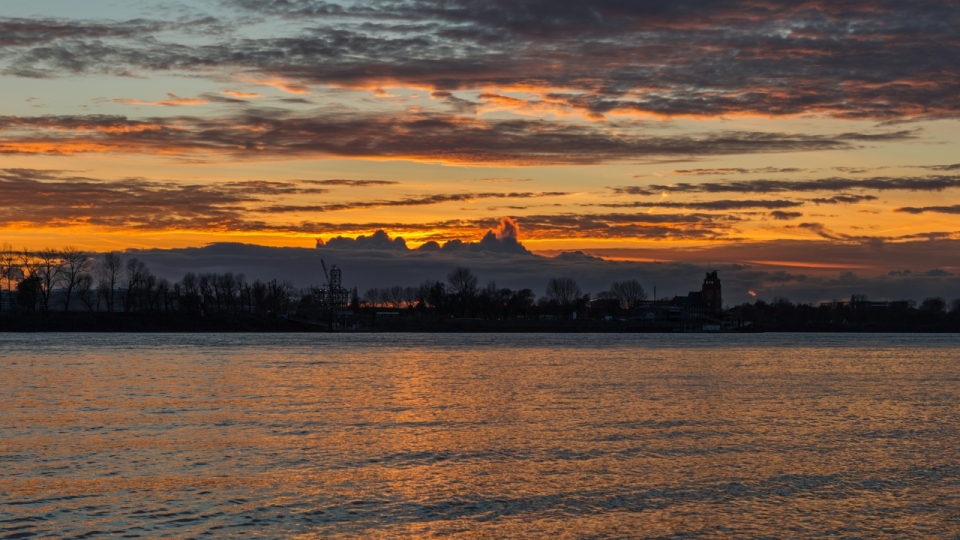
[2,333,959,537]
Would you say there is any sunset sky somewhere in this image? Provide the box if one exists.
[3,0,960,275]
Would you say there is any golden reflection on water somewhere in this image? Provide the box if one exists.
[2,334,960,538]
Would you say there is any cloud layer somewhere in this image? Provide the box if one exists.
[4,168,958,248]
[612,175,960,196]
[127,240,960,306]
[3,1,960,120]
[0,112,912,164]
[2,1,959,300]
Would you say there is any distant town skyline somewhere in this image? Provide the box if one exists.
[2,1,960,287]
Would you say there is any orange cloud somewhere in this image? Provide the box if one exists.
[112,93,209,107]
[0,111,908,166]
[222,90,266,99]
[239,76,309,94]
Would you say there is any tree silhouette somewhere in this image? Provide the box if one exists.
[0,244,19,313]
[447,266,478,298]
[59,247,92,312]
[609,279,647,310]
[122,258,150,313]
[419,280,446,312]
[33,249,63,313]
[447,266,479,316]
[363,287,381,307]
[545,277,582,307]
[16,276,41,312]
[97,252,124,312]
[77,274,96,311]
[920,297,947,315]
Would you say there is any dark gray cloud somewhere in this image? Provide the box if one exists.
[918,163,960,172]
[0,169,566,234]
[324,228,532,255]
[0,168,327,230]
[301,179,398,187]
[671,167,806,176]
[0,168,733,240]
[895,205,960,215]
[4,1,960,119]
[566,237,960,275]
[126,238,960,305]
[0,16,228,77]
[430,91,482,114]
[0,17,166,47]
[809,195,878,204]
[777,222,957,248]
[324,229,411,250]
[612,175,960,196]
[833,166,891,174]
[0,112,916,164]
[597,200,803,211]
[508,212,738,241]
[770,211,803,220]
[254,192,569,213]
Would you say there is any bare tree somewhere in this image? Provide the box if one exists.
[388,285,405,308]
[236,274,248,313]
[363,287,381,307]
[149,277,171,312]
[403,286,418,308]
[416,280,436,307]
[97,252,124,312]
[609,279,647,310]
[33,248,64,313]
[545,277,582,307]
[176,272,200,313]
[218,272,238,312]
[17,248,40,311]
[447,266,478,298]
[266,280,294,314]
[251,280,267,314]
[376,287,387,308]
[0,243,19,313]
[77,274,97,312]
[122,258,151,312]
[59,247,92,312]
[181,272,199,296]
[198,273,214,308]
[209,273,224,311]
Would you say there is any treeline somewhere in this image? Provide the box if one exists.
[1,246,648,323]
[0,245,295,316]
[730,296,960,332]
[0,245,647,322]
[343,266,647,320]
[6,244,960,332]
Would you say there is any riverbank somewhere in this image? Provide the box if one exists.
[4,312,960,332]
[1,313,722,333]
[0,313,318,332]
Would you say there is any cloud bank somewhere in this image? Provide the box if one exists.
[0,112,912,164]
[127,238,960,306]
[3,1,960,120]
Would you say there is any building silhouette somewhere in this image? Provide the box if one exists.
[702,270,722,315]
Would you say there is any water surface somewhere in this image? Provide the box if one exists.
[2,333,959,538]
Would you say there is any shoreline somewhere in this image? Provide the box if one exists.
[2,313,959,333]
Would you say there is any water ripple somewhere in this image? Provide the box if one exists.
[2,333,960,537]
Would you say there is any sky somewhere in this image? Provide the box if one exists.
[2,0,960,301]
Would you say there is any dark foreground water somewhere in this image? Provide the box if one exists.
[2,334,959,538]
